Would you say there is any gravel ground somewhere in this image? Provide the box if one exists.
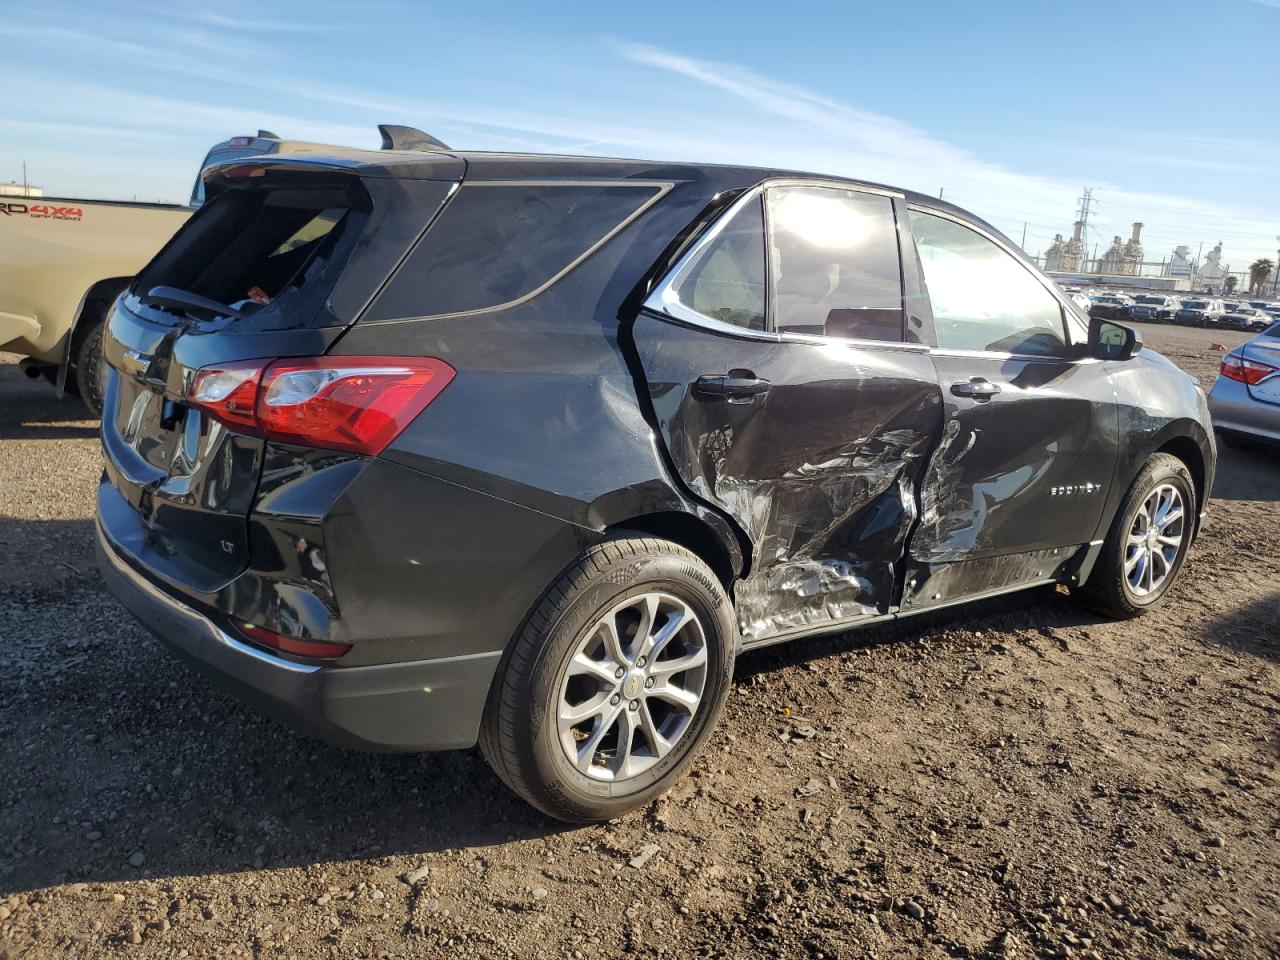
[1,323,1278,960]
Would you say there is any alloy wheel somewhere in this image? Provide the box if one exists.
[557,592,708,782]
[1124,483,1185,597]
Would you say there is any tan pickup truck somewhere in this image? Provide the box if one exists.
[0,126,435,413]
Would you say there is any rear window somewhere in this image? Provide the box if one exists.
[366,182,664,320]
[133,179,368,327]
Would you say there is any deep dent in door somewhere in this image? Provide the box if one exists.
[720,426,935,640]
[633,321,944,643]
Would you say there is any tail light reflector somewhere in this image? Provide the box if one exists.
[1220,352,1278,386]
[188,356,455,455]
[239,623,351,660]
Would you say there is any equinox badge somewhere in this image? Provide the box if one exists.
[1050,482,1101,496]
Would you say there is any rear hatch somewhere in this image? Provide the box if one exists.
[99,158,462,591]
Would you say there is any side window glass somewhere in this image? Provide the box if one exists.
[368,184,661,320]
[668,197,766,331]
[766,186,904,341]
[908,210,1067,356]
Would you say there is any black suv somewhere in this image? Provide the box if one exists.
[97,137,1215,823]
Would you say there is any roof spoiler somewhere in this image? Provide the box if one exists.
[378,124,450,153]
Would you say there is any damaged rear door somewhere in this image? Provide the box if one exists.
[631,183,944,644]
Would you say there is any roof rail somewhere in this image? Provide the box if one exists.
[378,124,450,153]
[258,129,280,139]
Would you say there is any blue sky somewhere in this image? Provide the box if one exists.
[3,0,1279,269]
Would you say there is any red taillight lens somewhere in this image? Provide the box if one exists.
[188,356,455,455]
[257,357,454,455]
[239,622,351,660]
[189,361,266,433]
[1220,352,1278,385]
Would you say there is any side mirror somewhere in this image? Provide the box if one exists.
[1089,317,1141,361]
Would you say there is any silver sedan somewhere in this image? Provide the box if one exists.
[1208,320,1280,447]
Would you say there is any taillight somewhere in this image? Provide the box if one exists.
[1220,352,1278,385]
[189,361,264,433]
[188,356,455,455]
[239,622,351,660]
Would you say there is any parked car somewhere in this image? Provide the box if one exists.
[0,125,433,413]
[1219,307,1270,332]
[1208,320,1280,447]
[96,142,1216,822]
[1089,293,1132,320]
[1173,298,1225,327]
[1246,300,1276,313]
[1068,292,1092,313]
[1125,294,1180,323]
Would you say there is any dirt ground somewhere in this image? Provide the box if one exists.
[1,323,1277,960]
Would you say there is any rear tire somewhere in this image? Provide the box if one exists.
[480,534,736,823]
[1079,453,1196,619]
[74,318,107,416]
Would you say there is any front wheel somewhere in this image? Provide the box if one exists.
[480,534,736,823]
[1079,453,1196,619]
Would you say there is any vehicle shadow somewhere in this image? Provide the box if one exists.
[1,517,1100,898]
[0,360,97,440]
[1196,592,1280,762]
[0,527,571,897]
[1210,441,1280,503]
[1197,590,1280,666]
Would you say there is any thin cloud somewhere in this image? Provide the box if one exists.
[190,11,335,32]
[1247,0,1280,8]
[614,40,1280,264]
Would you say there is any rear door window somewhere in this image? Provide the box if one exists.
[367,182,664,320]
[765,185,904,342]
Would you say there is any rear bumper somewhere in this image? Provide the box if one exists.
[96,517,500,752]
[1208,377,1280,443]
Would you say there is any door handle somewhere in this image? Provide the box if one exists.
[950,377,1001,401]
[693,373,771,402]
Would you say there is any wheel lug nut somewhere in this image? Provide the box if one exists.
[614,667,625,679]
[628,700,639,711]
[610,694,621,706]
[645,677,655,689]
[636,656,646,667]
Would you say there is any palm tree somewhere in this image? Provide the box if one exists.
[1223,275,1238,294]
[1249,258,1274,294]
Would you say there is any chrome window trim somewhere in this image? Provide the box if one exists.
[905,201,1089,347]
[929,346,1098,365]
[645,180,927,354]
[647,186,768,331]
[761,176,905,200]
[368,179,674,325]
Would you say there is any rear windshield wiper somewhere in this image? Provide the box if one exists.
[140,285,248,320]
